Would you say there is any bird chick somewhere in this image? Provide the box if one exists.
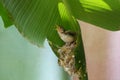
[56,26,76,45]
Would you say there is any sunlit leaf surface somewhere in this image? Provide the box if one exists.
[63,0,120,31]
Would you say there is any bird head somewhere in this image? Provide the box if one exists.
[56,26,65,33]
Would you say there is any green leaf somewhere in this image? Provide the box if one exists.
[63,0,120,31]
[0,0,62,46]
[0,2,13,27]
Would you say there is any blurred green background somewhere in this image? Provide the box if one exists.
[0,17,70,80]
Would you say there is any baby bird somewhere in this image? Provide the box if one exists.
[56,26,76,45]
